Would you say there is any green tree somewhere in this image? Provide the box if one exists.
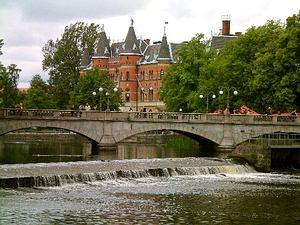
[216,13,300,113]
[24,74,54,109]
[42,22,100,109]
[160,34,217,112]
[213,21,285,112]
[69,68,123,111]
[0,63,21,108]
[271,12,300,112]
[0,40,21,107]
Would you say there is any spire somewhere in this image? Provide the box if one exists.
[157,31,171,61]
[94,24,111,58]
[80,44,90,68]
[121,18,141,55]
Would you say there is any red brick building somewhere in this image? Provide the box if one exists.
[80,20,181,112]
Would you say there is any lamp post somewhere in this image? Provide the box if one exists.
[105,87,118,111]
[219,87,238,112]
[93,87,118,111]
[199,93,216,113]
[92,87,103,111]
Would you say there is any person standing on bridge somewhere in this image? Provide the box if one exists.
[266,107,273,115]
[17,103,24,115]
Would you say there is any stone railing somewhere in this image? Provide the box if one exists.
[0,108,299,125]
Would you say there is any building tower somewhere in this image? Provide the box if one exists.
[92,24,111,69]
[118,19,143,111]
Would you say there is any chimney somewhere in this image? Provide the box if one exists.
[144,39,150,45]
[221,15,230,36]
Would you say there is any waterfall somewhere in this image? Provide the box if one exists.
[29,164,255,188]
[0,164,255,188]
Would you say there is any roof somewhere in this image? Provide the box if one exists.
[80,45,90,67]
[139,33,182,65]
[94,31,111,57]
[121,25,141,55]
[140,44,160,64]
[210,35,238,50]
[157,35,171,61]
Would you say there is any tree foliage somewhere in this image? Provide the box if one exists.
[24,74,54,109]
[69,68,123,111]
[160,34,217,112]
[161,11,300,113]
[0,40,21,107]
[42,22,100,109]
[0,64,21,107]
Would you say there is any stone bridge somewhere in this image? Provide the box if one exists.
[1,109,300,154]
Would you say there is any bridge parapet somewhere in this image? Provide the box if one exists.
[0,109,299,125]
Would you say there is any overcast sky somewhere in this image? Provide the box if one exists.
[0,0,299,88]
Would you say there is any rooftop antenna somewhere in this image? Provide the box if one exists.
[164,21,168,36]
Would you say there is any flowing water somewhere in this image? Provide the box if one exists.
[0,133,202,164]
[0,171,299,225]
[0,134,300,224]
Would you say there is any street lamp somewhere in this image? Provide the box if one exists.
[105,91,110,111]
[105,87,118,111]
[219,87,238,112]
[93,87,118,111]
[92,87,103,110]
[199,93,216,113]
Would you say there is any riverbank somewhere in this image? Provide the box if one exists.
[0,157,254,188]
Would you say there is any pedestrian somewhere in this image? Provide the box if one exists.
[17,103,24,115]
[85,103,91,111]
[267,107,273,115]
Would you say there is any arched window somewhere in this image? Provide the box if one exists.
[140,88,145,102]
[149,87,153,101]
[126,71,130,81]
[160,69,164,79]
[125,88,130,102]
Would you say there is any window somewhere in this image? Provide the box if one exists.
[160,69,164,79]
[126,71,130,81]
[141,71,145,80]
[149,70,153,80]
[125,88,130,102]
[140,88,144,102]
[149,87,153,101]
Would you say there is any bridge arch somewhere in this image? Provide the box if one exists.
[0,120,99,143]
[113,123,222,145]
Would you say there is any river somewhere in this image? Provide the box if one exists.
[0,171,299,224]
[0,134,299,224]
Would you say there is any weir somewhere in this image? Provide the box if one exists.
[0,158,255,188]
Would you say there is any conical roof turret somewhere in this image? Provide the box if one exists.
[122,18,141,55]
[80,44,90,68]
[94,25,111,58]
[157,33,171,61]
